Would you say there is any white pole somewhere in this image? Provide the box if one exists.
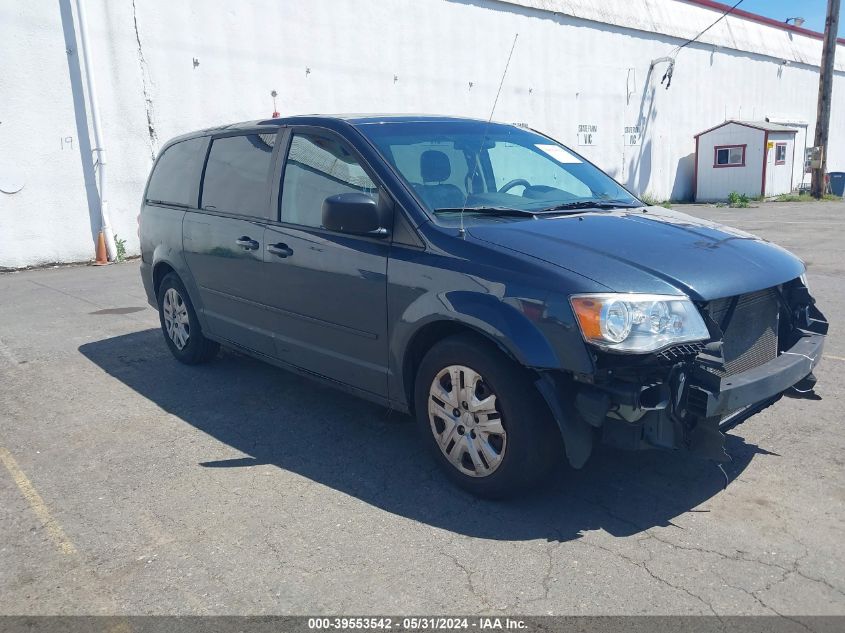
[74,0,117,261]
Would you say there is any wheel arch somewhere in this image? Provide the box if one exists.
[400,315,597,472]
[150,254,211,333]
[397,291,563,412]
[402,320,520,411]
[152,260,177,299]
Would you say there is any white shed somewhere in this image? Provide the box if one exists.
[694,121,798,201]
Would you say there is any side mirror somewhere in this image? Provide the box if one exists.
[322,193,387,236]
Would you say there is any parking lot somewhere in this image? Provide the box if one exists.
[1,201,844,616]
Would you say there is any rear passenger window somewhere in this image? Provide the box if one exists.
[201,134,275,217]
[280,133,377,228]
[146,137,207,207]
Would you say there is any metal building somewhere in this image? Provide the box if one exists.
[1,0,843,268]
[694,121,799,201]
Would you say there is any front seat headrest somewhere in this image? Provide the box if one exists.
[420,150,451,183]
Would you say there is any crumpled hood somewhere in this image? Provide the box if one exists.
[467,207,804,301]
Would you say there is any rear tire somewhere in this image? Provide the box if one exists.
[413,333,561,498]
[157,272,219,364]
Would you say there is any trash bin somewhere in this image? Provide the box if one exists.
[830,172,845,197]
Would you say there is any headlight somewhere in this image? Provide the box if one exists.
[570,294,710,353]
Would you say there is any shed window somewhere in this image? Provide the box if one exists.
[714,145,745,167]
[775,143,787,165]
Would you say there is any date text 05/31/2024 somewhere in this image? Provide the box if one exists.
[307,618,528,630]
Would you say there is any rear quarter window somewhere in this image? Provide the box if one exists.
[145,137,207,206]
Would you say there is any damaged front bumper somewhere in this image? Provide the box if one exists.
[688,331,824,420]
[537,292,828,468]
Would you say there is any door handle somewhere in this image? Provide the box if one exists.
[267,242,294,258]
[235,236,259,250]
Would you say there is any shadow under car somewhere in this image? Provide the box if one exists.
[78,328,775,542]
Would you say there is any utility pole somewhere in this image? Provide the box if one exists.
[811,0,841,198]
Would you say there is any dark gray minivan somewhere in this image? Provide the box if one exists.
[140,115,827,497]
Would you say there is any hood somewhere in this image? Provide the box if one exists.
[467,207,804,301]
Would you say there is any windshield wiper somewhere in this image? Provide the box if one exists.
[433,206,537,217]
[536,200,641,213]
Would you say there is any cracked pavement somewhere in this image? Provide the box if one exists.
[0,202,843,615]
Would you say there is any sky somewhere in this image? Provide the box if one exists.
[737,0,843,37]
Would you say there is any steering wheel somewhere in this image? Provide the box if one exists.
[498,178,531,194]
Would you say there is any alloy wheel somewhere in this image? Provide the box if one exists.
[162,287,190,350]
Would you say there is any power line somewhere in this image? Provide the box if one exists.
[672,0,746,55]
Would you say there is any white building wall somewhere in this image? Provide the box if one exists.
[0,1,109,267]
[1,0,844,268]
[696,123,765,201]
[765,131,797,197]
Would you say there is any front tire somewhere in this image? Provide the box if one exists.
[414,334,561,498]
[157,273,219,364]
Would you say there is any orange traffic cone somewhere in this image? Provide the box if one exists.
[94,231,109,265]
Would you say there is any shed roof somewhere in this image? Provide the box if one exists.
[695,120,799,138]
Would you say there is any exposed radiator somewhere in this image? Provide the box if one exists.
[705,288,780,377]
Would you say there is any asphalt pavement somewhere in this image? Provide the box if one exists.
[1,200,843,615]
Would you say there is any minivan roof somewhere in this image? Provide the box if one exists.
[265,114,489,126]
[169,114,494,143]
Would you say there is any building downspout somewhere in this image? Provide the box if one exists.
[73,0,117,262]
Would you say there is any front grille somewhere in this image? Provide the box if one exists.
[705,288,780,377]
[657,342,705,363]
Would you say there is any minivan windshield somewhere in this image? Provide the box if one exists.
[358,120,640,219]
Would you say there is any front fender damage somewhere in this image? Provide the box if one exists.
[536,367,736,467]
[535,373,593,468]
[536,333,825,467]
[535,280,827,470]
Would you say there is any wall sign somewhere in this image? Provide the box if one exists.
[577,124,598,146]
[623,126,641,146]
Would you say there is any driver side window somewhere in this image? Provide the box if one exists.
[280,133,377,228]
[487,143,591,198]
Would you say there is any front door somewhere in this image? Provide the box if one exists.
[262,129,390,396]
[183,131,277,354]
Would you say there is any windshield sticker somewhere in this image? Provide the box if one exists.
[535,144,582,164]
